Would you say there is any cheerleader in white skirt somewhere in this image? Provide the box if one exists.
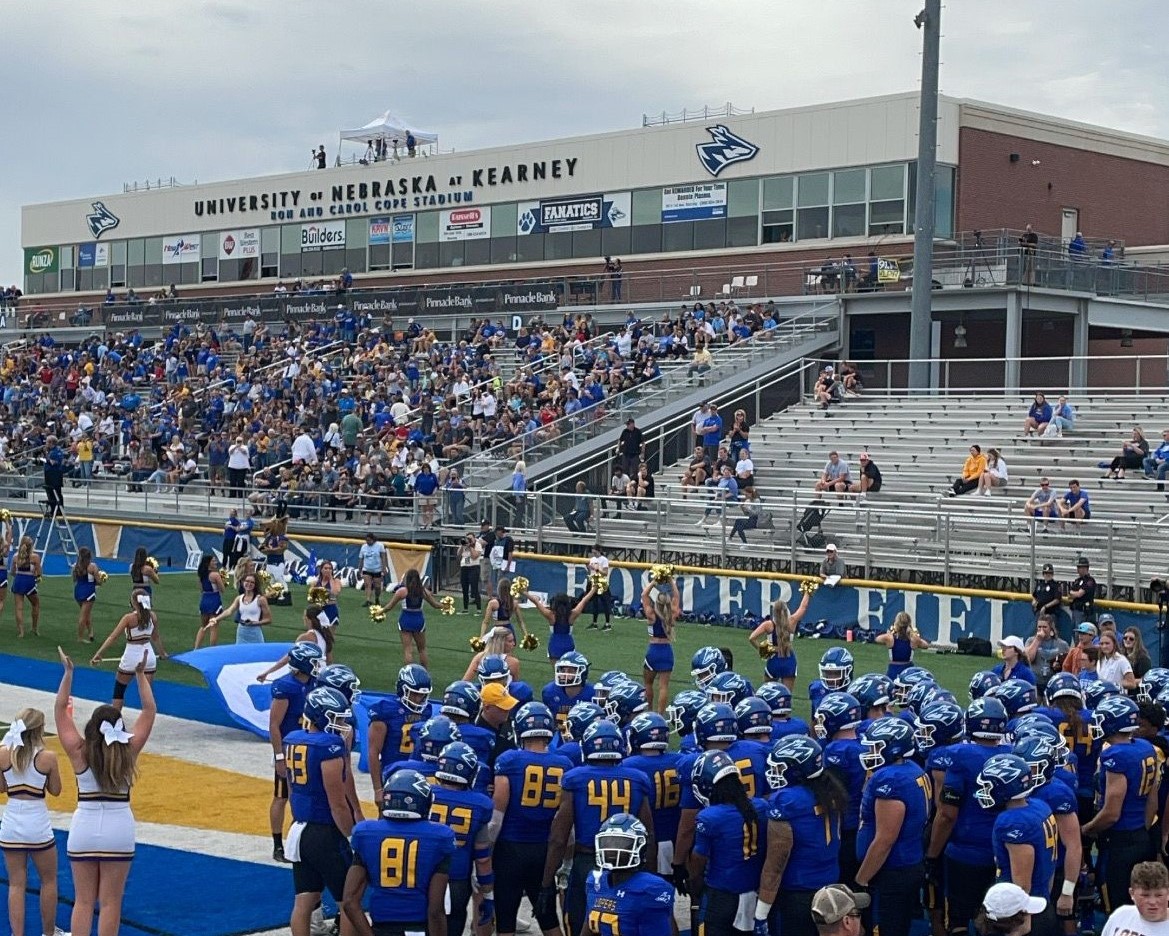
[91,593,168,711]
[56,646,156,936]
[0,707,65,936]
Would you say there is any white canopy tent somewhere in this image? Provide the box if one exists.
[339,111,438,148]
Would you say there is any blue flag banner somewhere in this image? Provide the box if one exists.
[173,644,297,738]
[515,558,1160,649]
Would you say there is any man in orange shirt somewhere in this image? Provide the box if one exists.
[1059,622,1098,678]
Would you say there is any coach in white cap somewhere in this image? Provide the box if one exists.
[976,882,1046,935]
[811,884,870,933]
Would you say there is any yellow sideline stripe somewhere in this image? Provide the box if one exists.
[517,550,1160,614]
[4,511,430,552]
[0,739,375,837]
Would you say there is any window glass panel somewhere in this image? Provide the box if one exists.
[935,165,955,238]
[145,264,163,288]
[762,221,793,245]
[416,211,439,243]
[111,265,126,287]
[796,207,829,240]
[261,253,279,278]
[219,259,239,282]
[23,273,42,295]
[78,269,93,291]
[726,216,758,248]
[492,203,517,236]
[439,241,464,267]
[202,257,218,282]
[833,169,866,204]
[870,165,906,201]
[797,173,829,207]
[662,222,693,252]
[491,237,517,264]
[281,225,301,253]
[464,239,491,266]
[145,239,163,264]
[832,204,866,238]
[601,227,632,257]
[347,219,369,249]
[693,219,726,250]
[573,228,602,259]
[631,225,660,254]
[322,248,346,276]
[868,201,905,234]
[516,235,544,263]
[111,241,127,265]
[763,177,793,210]
[728,180,759,218]
[181,263,200,286]
[544,232,574,261]
[239,257,258,280]
[127,239,145,266]
[369,244,391,272]
[127,266,145,288]
[414,243,438,270]
[345,248,366,274]
[301,251,322,277]
[632,189,661,225]
[60,246,74,268]
[261,226,280,252]
[392,242,414,270]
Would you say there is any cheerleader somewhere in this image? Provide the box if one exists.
[0,708,63,936]
[0,513,12,619]
[11,535,41,638]
[642,579,680,714]
[73,546,100,643]
[91,593,168,710]
[748,589,811,690]
[876,611,931,679]
[260,516,289,598]
[233,556,256,594]
[128,546,158,609]
[315,559,343,628]
[221,508,240,571]
[192,554,226,649]
[56,647,156,936]
[255,606,336,682]
[214,571,271,644]
[463,627,521,684]
[524,584,596,661]
[382,568,444,668]
[480,577,530,643]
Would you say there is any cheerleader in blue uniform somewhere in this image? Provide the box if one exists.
[73,546,101,643]
[642,579,680,715]
[383,568,445,669]
[316,559,343,628]
[11,536,41,638]
[0,513,12,620]
[749,588,812,690]
[480,577,524,641]
[193,554,227,649]
[128,546,158,610]
[525,584,597,661]
[876,611,931,679]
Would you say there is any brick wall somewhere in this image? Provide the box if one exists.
[956,127,1169,246]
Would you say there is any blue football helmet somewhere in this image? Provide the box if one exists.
[1091,695,1140,740]
[694,703,739,746]
[434,741,480,787]
[965,697,1009,740]
[705,671,754,708]
[891,666,932,706]
[691,750,741,806]
[766,734,826,790]
[414,716,462,763]
[915,700,965,750]
[1013,735,1060,787]
[691,647,728,689]
[509,681,534,706]
[288,642,325,678]
[605,681,649,724]
[755,682,793,716]
[475,655,511,687]
[582,720,626,762]
[1139,667,1169,704]
[396,664,432,714]
[850,673,893,710]
[904,678,942,716]
[666,690,708,736]
[969,670,1003,702]
[441,680,482,720]
[1084,680,1123,710]
[595,813,648,871]
[818,647,854,690]
[628,712,670,751]
[555,651,591,688]
[302,686,352,737]
[1044,672,1083,706]
[814,692,863,740]
[975,753,1033,810]
[382,768,433,819]
[859,716,917,771]
[316,664,361,703]
[989,681,1038,718]
[1011,717,1069,766]
[594,670,632,704]
[565,701,605,742]
[735,697,774,737]
[514,702,556,740]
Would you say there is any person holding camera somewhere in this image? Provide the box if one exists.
[1025,615,1068,695]
[457,533,483,614]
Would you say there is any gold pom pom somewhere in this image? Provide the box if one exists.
[265,581,286,601]
[0,509,11,523]
[758,642,776,660]
[440,595,456,616]
[146,556,160,571]
[256,569,273,595]
[588,571,610,594]
[799,579,820,596]
[96,570,109,585]
[650,564,676,584]
[368,604,387,623]
[307,585,330,607]
[469,635,486,652]
[510,576,530,599]
[522,633,540,652]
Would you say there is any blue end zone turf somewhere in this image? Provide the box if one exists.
[0,830,292,935]
[0,653,241,730]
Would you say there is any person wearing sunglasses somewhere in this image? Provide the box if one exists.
[810,884,868,934]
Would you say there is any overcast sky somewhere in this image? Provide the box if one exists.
[3,0,1166,287]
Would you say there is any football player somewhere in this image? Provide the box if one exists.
[808,647,853,712]
[382,715,460,782]
[557,701,603,767]
[585,814,674,936]
[439,680,496,794]
[268,641,323,863]
[755,682,810,741]
[850,672,893,729]
[541,651,595,739]
[689,646,728,691]
[916,699,965,936]
[367,663,432,800]
[624,712,683,880]
[665,689,707,756]
[817,691,866,889]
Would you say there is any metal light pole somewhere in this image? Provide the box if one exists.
[908,0,942,390]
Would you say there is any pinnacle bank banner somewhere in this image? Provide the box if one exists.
[95,281,562,330]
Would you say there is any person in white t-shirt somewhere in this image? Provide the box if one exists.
[1101,861,1169,936]
[358,531,389,606]
[585,544,613,631]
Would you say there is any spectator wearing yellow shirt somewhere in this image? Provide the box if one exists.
[950,444,987,496]
[75,435,94,486]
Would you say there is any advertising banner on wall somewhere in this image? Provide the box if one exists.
[661,182,727,223]
[218,229,260,260]
[77,244,97,269]
[516,192,631,235]
[24,247,58,275]
[301,220,346,250]
[368,217,391,245]
[162,234,201,264]
[440,207,491,241]
[392,215,415,243]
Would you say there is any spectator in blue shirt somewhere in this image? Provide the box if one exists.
[701,465,739,524]
[1144,429,1169,490]
[1058,480,1090,529]
[1022,392,1052,436]
[1067,232,1087,260]
[1050,395,1076,435]
[700,404,723,458]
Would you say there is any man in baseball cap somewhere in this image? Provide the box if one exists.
[811,884,870,932]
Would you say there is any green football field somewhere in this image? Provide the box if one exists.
[0,572,996,719]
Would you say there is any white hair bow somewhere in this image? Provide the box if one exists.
[99,719,133,746]
[135,593,152,610]
[317,612,334,630]
[1,719,26,749]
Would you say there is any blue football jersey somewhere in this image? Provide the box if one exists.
[554,739,584,768]
[824,737,867,832]
[1034,706,1096,795]
[679,734,698,756]
[676,750,701,811]
[858,761,931,870]
[625,752,683,846]
[768,784,840,889]
[561,764,654,845]
[370,696,428,769]
[769,717,810,743]
[541,682,595,734]
[494,748,573,843]
[586,868,674,936]
[283,729,347,825]
[430,785,494,881]
[727,739,771,801]
[694,799,769,893]
[993,800,1058,898]
[453,721,496,794]
[383,759,436,784]
[940,742,1013,866]
[808,680,830,712]
[1095,737,1158,832]
[351,818,456,923]
[272,674,312,739]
